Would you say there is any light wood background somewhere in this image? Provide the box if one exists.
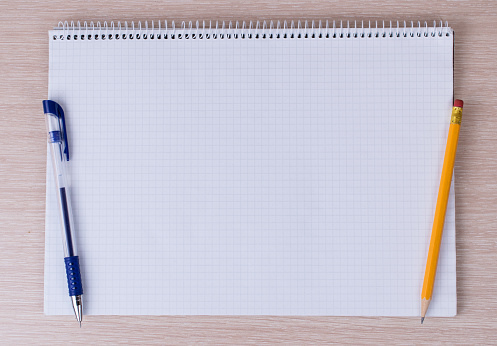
[1,0,496,344]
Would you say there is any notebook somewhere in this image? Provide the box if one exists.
[45,20,457,316]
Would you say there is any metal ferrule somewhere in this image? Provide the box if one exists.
[450,106,463,125]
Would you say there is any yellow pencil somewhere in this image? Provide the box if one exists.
[421,99,464,323]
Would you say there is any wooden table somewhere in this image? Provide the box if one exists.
[1,0,496,344]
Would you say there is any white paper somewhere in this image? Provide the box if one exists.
[45,31,456,316]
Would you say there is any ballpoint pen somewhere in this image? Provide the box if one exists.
[43,100,83,326]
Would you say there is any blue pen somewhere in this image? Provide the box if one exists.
[43,100,83,326]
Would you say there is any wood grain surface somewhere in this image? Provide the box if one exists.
[1,0,496,344]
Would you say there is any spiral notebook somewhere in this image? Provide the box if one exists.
[45,20,457,316]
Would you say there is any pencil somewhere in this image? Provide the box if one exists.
[421,99,463,324]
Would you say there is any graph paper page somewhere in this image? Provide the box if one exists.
[45,32,456,316]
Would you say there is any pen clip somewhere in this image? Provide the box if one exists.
[43,100,70,161]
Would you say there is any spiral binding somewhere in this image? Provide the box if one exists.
[52,20,451,41]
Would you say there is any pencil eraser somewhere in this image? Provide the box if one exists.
[454,99,464,108]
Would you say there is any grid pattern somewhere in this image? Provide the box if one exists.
[45,31,456,316]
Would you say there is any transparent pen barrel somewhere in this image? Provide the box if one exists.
[48,138,77,258]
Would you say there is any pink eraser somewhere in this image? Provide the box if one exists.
[454,99,464,108]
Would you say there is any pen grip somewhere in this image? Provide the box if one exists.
[64,256,83,296]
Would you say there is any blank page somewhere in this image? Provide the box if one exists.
[45,23,456,316]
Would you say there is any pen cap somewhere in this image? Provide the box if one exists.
[43,100,70,161]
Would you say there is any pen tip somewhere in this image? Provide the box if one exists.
[421,317,424,324]
[80,321,81,328]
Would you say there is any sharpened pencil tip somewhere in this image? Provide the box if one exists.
[79,321,81,328]
[421,317,424,324]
